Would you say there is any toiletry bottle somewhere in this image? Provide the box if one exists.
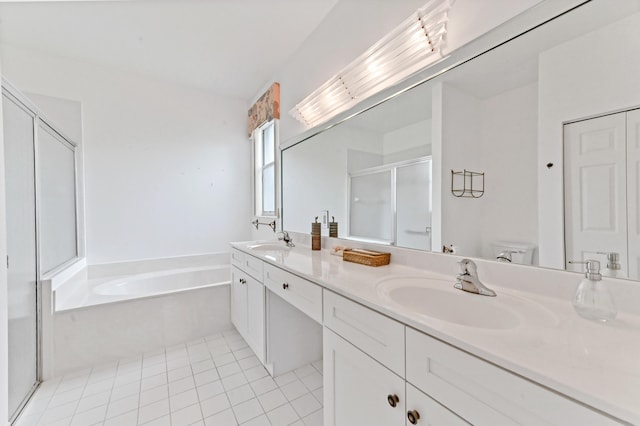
[311,217,321,251]
[597,252,627,278]
[571,260,617,322]
[329,216,338,238]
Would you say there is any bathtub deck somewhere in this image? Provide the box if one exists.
[15,329,323,426]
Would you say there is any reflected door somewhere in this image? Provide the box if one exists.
[349,170,393,242]
[627,109,640,279]
[3,92,39,419]
[564,112,628,273]
[396,160,432,250]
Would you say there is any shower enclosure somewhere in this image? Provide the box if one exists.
[348,157,432,250]
[3,82,80,423]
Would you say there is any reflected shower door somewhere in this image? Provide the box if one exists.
[3,92,39,420]
[396,160,432,250]
[349,170,393,242]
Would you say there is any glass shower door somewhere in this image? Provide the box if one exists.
[3,91,39,420]
[396,160,432,250]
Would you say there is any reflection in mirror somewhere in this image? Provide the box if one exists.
[281,0,640,281]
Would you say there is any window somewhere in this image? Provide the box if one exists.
[253,120,277,217]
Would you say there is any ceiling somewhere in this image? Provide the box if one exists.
[0,0,338,100]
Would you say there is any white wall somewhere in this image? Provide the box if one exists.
[479,82,539,262]
[0,54,10,426]
[282,124,383,238]
[1,45,252,264]
[538,12,640,269]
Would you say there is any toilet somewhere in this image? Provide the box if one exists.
[490,241,536,265]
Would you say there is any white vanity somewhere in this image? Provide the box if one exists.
[230,240,639,425]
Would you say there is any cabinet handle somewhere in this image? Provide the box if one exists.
[239,278,246,285]
[387,394,399,408]
[282,283,289,290]
[407,410,420,424]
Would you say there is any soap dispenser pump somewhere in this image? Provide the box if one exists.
[570,260,617,322]
[597,251,627,278]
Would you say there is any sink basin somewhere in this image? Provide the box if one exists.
[247,243,290,252]
[377,276,556,330]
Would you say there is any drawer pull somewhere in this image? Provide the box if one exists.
[239,278,246,285]
[282,283,289,290]
[407,410,420,424]
[387,394,399,408]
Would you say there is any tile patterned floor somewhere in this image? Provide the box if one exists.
[15,329,323,426]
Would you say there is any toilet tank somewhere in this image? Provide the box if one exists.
[490,241,536,265]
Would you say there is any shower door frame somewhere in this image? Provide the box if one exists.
[3,80,81,424]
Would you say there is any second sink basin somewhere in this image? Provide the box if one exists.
[247,242,290,252]
[377,276,556,330]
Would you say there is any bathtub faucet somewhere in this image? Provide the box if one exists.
[278,231,295,248]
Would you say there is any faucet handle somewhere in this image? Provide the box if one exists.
[458,258,477,276]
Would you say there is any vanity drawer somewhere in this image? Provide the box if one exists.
[406,328,621,425]
[263,263,322,323]
[231,248,263,282]
[323,290,404,377]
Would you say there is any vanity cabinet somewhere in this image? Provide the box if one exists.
[230,249,266,363]
[324,328,405,426]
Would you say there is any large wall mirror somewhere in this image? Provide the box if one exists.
[282,0,640,281]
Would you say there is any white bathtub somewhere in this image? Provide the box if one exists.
[41,254,232,378]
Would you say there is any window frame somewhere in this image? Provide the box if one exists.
[252,119,279,220]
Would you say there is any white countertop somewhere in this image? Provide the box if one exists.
[231,240,640,425]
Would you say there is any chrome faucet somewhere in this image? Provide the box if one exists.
[277,231,295,248]
[454,259,496,297]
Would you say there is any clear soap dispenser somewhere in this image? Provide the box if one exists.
[570,260,617,322]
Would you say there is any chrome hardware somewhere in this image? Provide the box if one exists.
[251,219,276,232]
[407,410,420,424]
[282,283,289,290]
[387,394,399,408]
[496,249,525,263]
[597,252,622,270]
[454,259,496,297]
[277,230,295,247]
[568,260,602,281]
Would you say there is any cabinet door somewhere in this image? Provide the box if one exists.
[406,384,469,426]
[230,266,247,335]
[246,275,265,363]
[324,328,405,426]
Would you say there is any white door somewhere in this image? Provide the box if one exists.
[230,266,247,336]
[323,328,405,426]
[245,276,265,362]
[564,113,628,273]
[3,92,39,420]
[627,109,640,280]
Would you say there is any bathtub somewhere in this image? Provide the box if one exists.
[41,253,232,379]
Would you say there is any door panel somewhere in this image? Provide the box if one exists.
[3,92,39,419]
[564,113,628,273]
[627,109,640,279]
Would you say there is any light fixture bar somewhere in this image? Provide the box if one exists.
[290,0,453,128]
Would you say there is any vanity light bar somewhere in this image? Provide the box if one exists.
[290,0,453,128]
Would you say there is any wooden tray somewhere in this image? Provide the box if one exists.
[343,248,391,267]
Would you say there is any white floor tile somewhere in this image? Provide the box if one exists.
[69,404,106,426]
[204,408,238,426]
[19,331,323,426]
[266,403,299,426]
[226,384,255,406]
[257,388,287,412]
[138,398,170,424]
[140,384,168,407]
[169,388,199,412]
[302,409,323,426]
[311,387,323,405]
[249,376,277,396]
[196,381,225,401]
[279,380,308,401]
[200,394,230,418]
[170,403,203,426]
[290,393,321,418]
[103,409,137,426]
[231,398,263,424]
[221,373,248,391]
